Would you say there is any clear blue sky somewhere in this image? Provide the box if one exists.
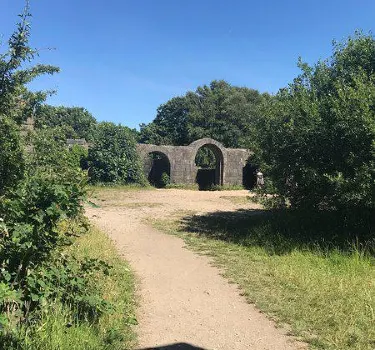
[2,0,374,129]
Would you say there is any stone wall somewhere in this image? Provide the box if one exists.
[137,138,252,186]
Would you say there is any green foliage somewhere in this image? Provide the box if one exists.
[25,255,112,321]
[88,122,146,185]
[69,144,89,169]
[257,32,375,217]
[0,4,59,124]
[0,116,25,195]
[195,147,217,168]
[35,105,97,141]
[0,5,115,347]
[159,172,170,188]
[0,139,88,332]
[16,226,137,350]
[140,80,269,148]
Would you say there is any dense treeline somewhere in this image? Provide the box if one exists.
[254,33,375,244]
[35,105,97,141]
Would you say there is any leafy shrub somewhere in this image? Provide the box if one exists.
[69,144,89,169]
[34,105,97,141]
[0,116,25,196]
[87,122,146,185]
[159,172,170,188]
[257,32,375,216]
[0,4,116,347]
[25,255,112,322]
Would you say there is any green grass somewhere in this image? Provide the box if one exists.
[21,225,137,350]
[152,210,375,350]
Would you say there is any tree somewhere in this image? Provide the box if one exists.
[140,80,269,149]
[257,32,375,215]
[34,105,97,140]
[139,96,189,145]
[87,122,146,184]
[0,2,59,124]
[0,2,59,196]
[0,4,91,340]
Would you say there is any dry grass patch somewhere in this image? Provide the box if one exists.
[96,201,162,209]
[219,195,256,205]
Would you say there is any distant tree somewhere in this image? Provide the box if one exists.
[139,96,189,145]
[34,105,97,140]
[140,80,269,149]
[87,122,146,184]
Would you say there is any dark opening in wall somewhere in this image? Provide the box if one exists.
[148,152,170,188]
[195,145,223,190]
[242,161,257,189]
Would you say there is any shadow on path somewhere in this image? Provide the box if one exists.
[138,343,206,350]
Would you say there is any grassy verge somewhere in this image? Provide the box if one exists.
[151,210,375,350]
[21,225,137,350]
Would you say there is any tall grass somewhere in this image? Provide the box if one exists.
[20,226,137,350]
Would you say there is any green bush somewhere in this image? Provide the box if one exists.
[0,5,117,347]
[257,32,375,217]
[159,172,170,188]
[69,144,89,169]
[87,122,146,185]
[0,116,25,196]
[34,105,97,141]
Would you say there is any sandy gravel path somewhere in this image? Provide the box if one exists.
[86,189,305,350]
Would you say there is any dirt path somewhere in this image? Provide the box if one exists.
[86,189,305,350]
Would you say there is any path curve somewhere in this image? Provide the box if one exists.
[86,189,305,350]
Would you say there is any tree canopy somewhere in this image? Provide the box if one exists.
[34,105,97,140]
[0,6,59,124]
[140,80,270,148]
[87,122,146,185]
[256,32,375,214]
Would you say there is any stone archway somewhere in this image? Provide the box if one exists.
[136,138,251,187]
[189,138,226,187]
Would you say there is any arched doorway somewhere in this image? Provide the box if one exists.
[194,144,224,190]
[147,151,171,188]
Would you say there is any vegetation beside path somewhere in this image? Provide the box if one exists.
[152,209,375,350]
[18,224,137,350]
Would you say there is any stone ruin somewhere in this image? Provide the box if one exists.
[137,138,255,188]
